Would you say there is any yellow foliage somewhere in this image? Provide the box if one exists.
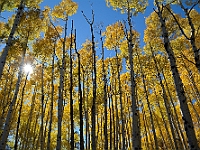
[52,0,78,19]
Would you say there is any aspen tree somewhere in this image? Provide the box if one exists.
[154,1,199,149]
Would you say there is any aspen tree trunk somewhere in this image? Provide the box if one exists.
[100,31,108,150]
[0,64,11,129]
[69,21,74,150]
[155,1,199,149]
[84,69,90,150]
[152,85,174,150]
[0,64,10,108]
[178,0,200,72]
[153,112,167,149]
[108,90,112,150]
[0,40,27,150]
[56,18,68,150]
[143,111,154,150]
[109,71,116,149]
[111,93,116,150]
[185,90,200,125]
[74,30,84,150]
[114,48,125,150]
[40,63,44,150]
[47,40,56,150]
[125,93,131,149]
[142,106,150,150]
[83,11,97,150]
[82,10,97,150]
[0,0,25,79]
[136,51,158,150]
[43,112,49,149]
[150,47,178,149]
[14,73,28,150]
[143,84,158,150]
[91,20,97,150]
[82,68,88,150]
[110,62,119,150]
[34,114,40,150]
[22,85,37,149]
[165,1,200,72]
[126,3,140,149]
[162,69,188,149]
[114,80,119,150]
[181,57,200,101]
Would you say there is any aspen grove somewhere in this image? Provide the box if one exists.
[0,0,200,149]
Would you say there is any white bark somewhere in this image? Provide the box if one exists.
[0,41,27,150]
[126,6,141,150]
[155,1,199,149]
[0,0,25,79]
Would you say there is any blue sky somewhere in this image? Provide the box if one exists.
[1,0,152,57]
[38,0,154,57]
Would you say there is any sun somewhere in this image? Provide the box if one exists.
[23,64,33,74]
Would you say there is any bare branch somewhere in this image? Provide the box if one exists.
[153,8,159,14]
[180,51,196,65]
[49,20,62,41]
[165,6,190,40]
[188,0,200,14]
[82,10,95,26]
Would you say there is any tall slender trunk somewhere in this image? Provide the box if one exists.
[14,73,28,150]
[155,1,199,149]
[40,63,44,150]
[22,85,37,149]
[69,21,74,150]
[181,56,200,101]
[114,48,125,150]
[0,0,25,79]
[126,3,140,149]
[114,79,119,150]
[0,64,12,130]
[74,28,84,150]
[108,88,112,150]
[82,10,97,150]
[141,105,150,150]
[47,40,56,150]
[56,18,68,150]
[84,68,90,150]
[162,68,188,149]
[152,84,174,150]
[136,51,158,150]
[0,40,27,150]
[91,22,97,150]
[185,90,200,125]
[143,110,154,150]
[153,111,167,149]
[150,47,178,149]
[111,92,115,150]
[100,30,108,150]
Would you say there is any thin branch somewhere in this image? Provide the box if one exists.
[180,51,196,65]
[188,0,200,14]
[81,10,94,26]
[49,20,62,41]
[153,8,159,14]
[165,6,190,40]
